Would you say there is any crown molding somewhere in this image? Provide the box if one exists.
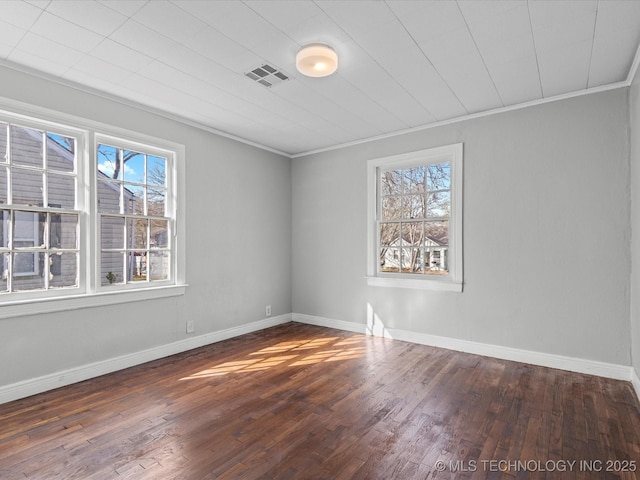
[625,40,640,86]
[292,41,640,159]
[0,59,290,158]
[3,48,639,162]
[291,80,630,158]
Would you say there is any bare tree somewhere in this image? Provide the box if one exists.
[379,164,450,273]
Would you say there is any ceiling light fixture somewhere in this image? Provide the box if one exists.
[296,43,338,77]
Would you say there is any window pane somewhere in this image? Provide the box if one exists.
[402,248,424,273]
[0,253,7,291]
[98,178,121,213]
[380,170,401,196]
[380,247,400,272]
[427,163,451,191]
[147,187,165,217]
[150,219,168,248]
[0,210,8,248]
[127,218,148,249]
[101,216,125,249]
[46,133,75,172]
[13,252,44,290]
[401,221,423,246]
[124,185,144,215]
[0,167,6,204]
[149,251,169,281]
[12,168,43,206]
[123,150,144,184]
[424,221,449,248]
[97,144,121,180]
[403,166,426,193]
[128,251,147,282]
[425,221,449,274]
[101,252,124,285]
[381,196,401,220]
[15,251,36,273]
[425,248,448,274]
[380,222,400,249]
[14,211,44,248]
[426,191,450,218]
[10,125,43,168]
[49,252,77,288]
[147,156,166,186]
[0,123,7,163]
[51,214,78,249]
[47,172,75,209]
[402,195,425,219]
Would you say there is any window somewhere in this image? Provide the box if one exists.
[96,140,171,287]
[0,104,185,317]
[367,144,463,291]
[0,123,80,294]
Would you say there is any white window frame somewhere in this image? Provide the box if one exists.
[366,143,463,292]
[0,115,86,300]
[0,99,186,319]
[94,134,176,292]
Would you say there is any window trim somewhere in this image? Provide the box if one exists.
[0,98,187,318]
[0,119,86,299]
[94,133,176,291]
[0,285,187,319]
[366,143,463,292]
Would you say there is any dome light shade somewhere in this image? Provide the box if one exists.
[296,44,338,77]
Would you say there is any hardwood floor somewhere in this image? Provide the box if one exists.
[1,322,639,479]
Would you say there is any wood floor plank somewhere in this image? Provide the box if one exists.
[1,322,639,479]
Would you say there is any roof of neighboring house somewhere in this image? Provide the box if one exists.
[386,230,449,248]
[11,124,134,199]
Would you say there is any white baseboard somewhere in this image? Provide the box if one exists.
[0,314,291,405]
[4,313,637,406]
[292,313,634,382]
[294,313,369,335]
[632,368,640,401]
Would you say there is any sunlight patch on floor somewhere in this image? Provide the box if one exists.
[249,337,339,355]
[179,337,366,380]
[290,347,367,366]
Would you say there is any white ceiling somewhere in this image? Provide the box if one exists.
[1,0,640,156]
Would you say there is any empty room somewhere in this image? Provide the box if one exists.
[1,0,640,478]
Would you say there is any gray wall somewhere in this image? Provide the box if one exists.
[0,65,292,386]
[631,72,640,377]
[293,89,631,366]
[1,62,635,391]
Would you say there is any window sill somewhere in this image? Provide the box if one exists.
[0,284,188,320]
[366,276,463,292]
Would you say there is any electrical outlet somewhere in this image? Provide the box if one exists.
[186,320,195,334]
[266,305,271,317]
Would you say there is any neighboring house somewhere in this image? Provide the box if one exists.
[380,230,449,274]
[0,124,141,291]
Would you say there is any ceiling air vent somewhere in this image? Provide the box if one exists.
[245,64,289,88]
